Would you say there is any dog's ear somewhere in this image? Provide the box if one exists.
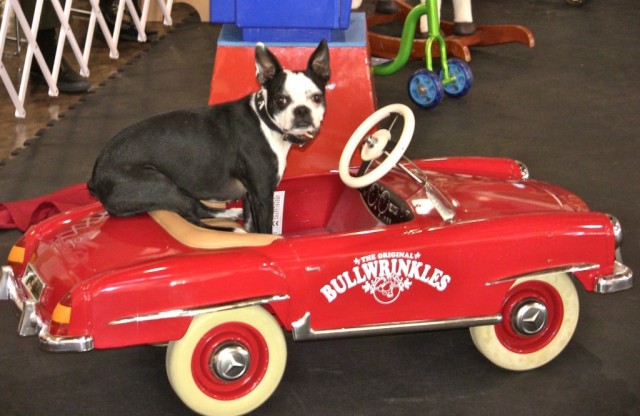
[255,43,282,85]
[307,39,331,82]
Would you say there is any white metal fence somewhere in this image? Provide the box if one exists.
[0,0,174,117]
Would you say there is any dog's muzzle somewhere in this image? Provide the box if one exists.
[254,91,320,147]
[284,130,317,147]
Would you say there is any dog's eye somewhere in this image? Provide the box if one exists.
[311,94,323,104]
[275,95,290,109]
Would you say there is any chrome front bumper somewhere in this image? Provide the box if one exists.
[1,265,94,352]
[595,261,633,294]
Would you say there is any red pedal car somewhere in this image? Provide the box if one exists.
[1,105,632,416]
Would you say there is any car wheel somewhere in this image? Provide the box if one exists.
[469,273,579,371]
[166,306,287,416]
[408,69,444,109]
[439,58,473,98]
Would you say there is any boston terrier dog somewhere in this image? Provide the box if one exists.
[88,40,330,234]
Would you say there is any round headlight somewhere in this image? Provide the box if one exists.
[607,214,623,247]
[516,160,529,181]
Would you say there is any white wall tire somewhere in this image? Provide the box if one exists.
[470,273,579,371]
[166,306,287,416]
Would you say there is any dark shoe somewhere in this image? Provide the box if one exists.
[30,28,90,93]
[453,22,477,36]
[57,58,91,93]
[376,0,398,14]
[99,0,158,42]
[31,57,90,94]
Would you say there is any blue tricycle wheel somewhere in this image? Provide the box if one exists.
[440,58,473,98]
[408,69,444,109]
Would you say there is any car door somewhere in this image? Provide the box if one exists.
[286,223,467,332]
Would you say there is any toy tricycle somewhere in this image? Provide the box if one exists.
[373,0,473,109]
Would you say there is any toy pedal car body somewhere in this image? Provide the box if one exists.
[1,105,632,416]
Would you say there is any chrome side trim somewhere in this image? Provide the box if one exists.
[109,294,290,326]
[484,264,600,286]
[291,312,501,341]
[595,261,633,294]
[38,325,94,353]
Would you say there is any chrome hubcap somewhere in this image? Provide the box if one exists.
[513,301,548,335]
[211,342,251,381]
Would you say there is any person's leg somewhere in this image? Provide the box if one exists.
[452,0,476,36]
[21,0,58,30]
[375,0,398,14]
[22,0,90,93]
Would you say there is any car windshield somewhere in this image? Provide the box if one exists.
[360,149,456,224]
[392,156,456,222]
[361,113,456,223]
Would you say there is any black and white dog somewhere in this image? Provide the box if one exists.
[88,40,330,234]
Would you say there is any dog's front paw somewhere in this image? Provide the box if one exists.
[211,207,243,221]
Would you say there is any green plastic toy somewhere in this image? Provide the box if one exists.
[373,0,473,109]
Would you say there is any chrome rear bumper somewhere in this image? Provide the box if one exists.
[1,265,94,352]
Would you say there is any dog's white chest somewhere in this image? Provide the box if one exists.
[266,131,291,181]
[251,95,292,182]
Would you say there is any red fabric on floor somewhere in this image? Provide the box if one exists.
[0,184,96,231]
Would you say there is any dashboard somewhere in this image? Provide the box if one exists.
[360,183,414,225]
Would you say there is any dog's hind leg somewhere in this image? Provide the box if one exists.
[96,165,217,225]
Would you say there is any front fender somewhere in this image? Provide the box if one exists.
[415,157,528,181]
[70,250,291,349]
[447,211,617,291]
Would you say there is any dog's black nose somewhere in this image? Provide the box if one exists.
[293,106,313,128]
[294,106,310,117]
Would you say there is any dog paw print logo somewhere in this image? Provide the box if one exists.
[363,273,413,304]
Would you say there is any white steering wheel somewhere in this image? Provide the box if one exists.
[339,104,415,188]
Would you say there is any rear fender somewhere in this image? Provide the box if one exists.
[8,202,106,275]
[70,251,291,349]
